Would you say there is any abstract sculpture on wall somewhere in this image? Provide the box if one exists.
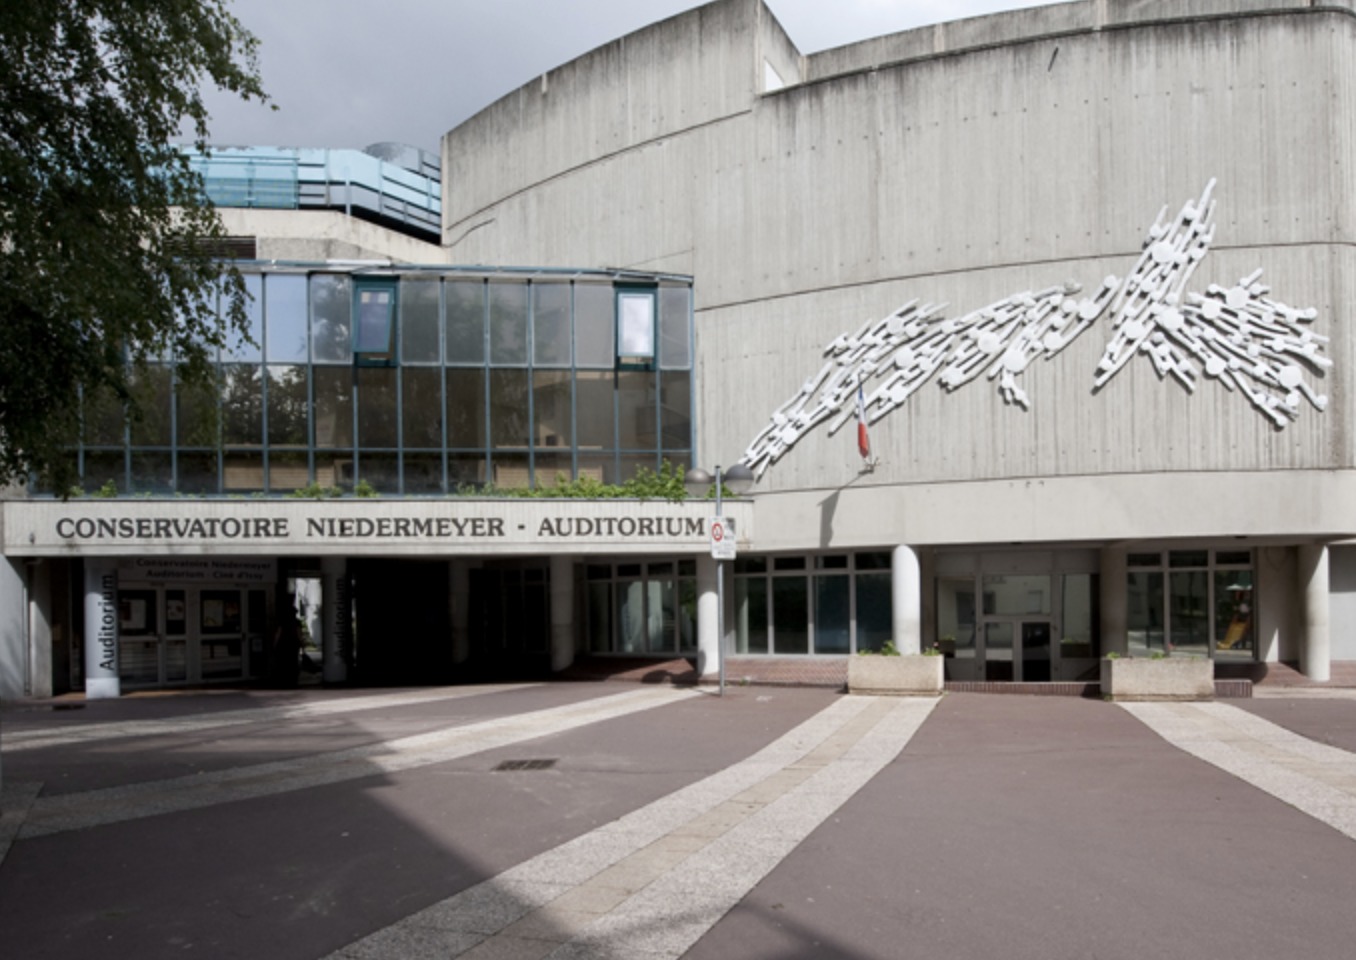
[740,181,1331,479]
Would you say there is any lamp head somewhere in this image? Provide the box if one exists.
[723,463,755,496]
[683,467,714,499]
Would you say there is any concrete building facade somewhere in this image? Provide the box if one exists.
[2,0,1353,699]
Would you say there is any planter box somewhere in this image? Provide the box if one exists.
[848,655,944,696]
[1100,657,1214,702]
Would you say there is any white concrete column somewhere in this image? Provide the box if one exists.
[320,557,351,683]
[82,559,121,699]
[549,555,575,673]
[1298,543,1330,682]
[1255,546,1292,664]
[696,553,719,678]
[27,560,54,699]
[1,558,30,701]
[449,560,470,665]
[891,545,921,655]
[1099,547,1129,656]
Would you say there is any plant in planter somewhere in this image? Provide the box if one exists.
[848,641,944,696]
[1100,652,1214,701]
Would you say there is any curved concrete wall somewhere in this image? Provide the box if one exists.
[441,0,1355,530]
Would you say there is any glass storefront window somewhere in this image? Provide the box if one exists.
[773,576,809,654]
[856,573,892,653]
[1127,571,1165,656]
[814,575,850,653]
[735,575,768,653]
[1060,574,1099,660]
[1168,570,1210,657]
[937,577,977,660]
[1214,571,1254,660]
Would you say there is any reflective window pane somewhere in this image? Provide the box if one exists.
[533,371,572,449]
[313,366,353,448]
[130,452,172,493]
[1168,570,1210,657]
[354,285,396,359]
[1060,574,1099,660]
[855,573,893,653]
[446,368,485,448]
[267,365,308,447]
[403,452,444,493]
[401,277,441,364]
[128,365,173,446]
[937,577,977,660]
[221,365,263,446]
[660,370,690,450]
[225,274,262,362]
[177,451,219,494]
[264,274,308,362]
[358,453,399,493]
[82,451,125,494]
[575,284,614,368]
[489,282,528,365]
[403,368,444,449]
[449,453,486,488]
[1215,571,1254,659]
[773,576,809,654]
[736,576,768,654]
[1127,571,1165,657]
[83,384,126,446]
[534,451,573,487]
[445,280,484,364]
[576,372,614,449]
[310,274,353,364]
[269,451,309,493]
[223,452,264,491]
[533,283,571,367]
[982,575,1051,616]
[357,368,398,449]
[489,369,530,448]
[176,372,220,448]
[616,371,655,449]
[491,451,531,488]
[659,286,691,369]
[814,575,850,653]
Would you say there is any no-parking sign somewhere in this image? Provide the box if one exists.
[709,516,736,560]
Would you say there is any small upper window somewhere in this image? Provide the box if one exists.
[616,287,656,369]
[353,280,397,365]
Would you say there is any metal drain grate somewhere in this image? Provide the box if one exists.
[493,758,558,772]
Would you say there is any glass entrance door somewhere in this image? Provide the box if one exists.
[983,619,1053,681]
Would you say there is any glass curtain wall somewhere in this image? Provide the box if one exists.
[732,552,893,655]
[67,270,694,496]
[1127,550,1255,660]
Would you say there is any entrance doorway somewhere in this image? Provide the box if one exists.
[982,620,1052,682]
[117,585,268,688]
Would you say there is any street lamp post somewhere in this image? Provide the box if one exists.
[685,462,755,696]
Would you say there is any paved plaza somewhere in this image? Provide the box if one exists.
[2,683,1355,959]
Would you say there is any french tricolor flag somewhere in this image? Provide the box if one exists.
[856,383,871,461]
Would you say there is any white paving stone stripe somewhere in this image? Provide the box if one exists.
[1121,701,1356,842]
[18,686,698,839]
[2,684,540,752]
[328,695,939,960]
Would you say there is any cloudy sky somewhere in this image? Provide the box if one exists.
[199,0,1052,153]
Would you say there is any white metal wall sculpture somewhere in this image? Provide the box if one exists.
[740,181,1330,479]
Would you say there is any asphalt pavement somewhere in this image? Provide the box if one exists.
[2,683,1354,960]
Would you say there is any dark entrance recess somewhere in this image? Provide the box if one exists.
[466,563,552,681]
[350,559,454,685]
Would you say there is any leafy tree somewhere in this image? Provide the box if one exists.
[0,1,268,492]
